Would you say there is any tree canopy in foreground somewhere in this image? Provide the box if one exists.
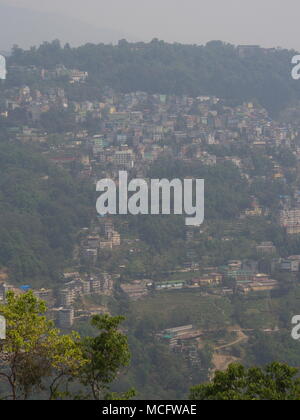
[190,362,300,400]
[0,291,133,400]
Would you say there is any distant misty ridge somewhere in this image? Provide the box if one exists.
[0,3,135,51]
[1,3,300,53]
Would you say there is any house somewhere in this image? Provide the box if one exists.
[69,70,88,83]
[107,230,121,246]
[112,150,135,169]
[120,280,149,301]
[279,209,300,234]
[89,277,102,294]
[190,273,222,287]
[59,288,75,307]
[154,280,185,290]
[256,242,276,255]
[34,288,54,306]
[237,280,278,294]
[58,308,74,329]
[280,258,300,272]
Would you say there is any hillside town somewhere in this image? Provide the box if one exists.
[1,62,300,335]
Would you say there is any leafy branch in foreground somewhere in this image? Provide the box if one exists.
[0,291,85,400]
[79,314,132,400]
[0,291,134,400]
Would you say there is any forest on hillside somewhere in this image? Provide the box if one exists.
[7,39,300,115]
[0,141,92,285]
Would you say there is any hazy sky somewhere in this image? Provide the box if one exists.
[1,0,300,50]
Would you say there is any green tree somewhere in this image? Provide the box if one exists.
[79,314,133,400]
[190,362,300,400]
[0,291,86,400]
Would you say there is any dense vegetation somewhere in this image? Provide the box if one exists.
[147,157,250,220]
[7,39,300,114]
[0,141,92,285]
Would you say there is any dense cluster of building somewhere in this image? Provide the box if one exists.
[0,270,113,329]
